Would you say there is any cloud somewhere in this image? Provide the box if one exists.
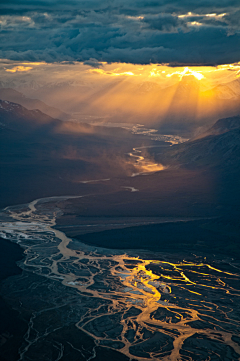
[142,14,188,33]
[5,65,33,72]
[0,1,240,65]
[83,58,104,68]
[87,68,135,76]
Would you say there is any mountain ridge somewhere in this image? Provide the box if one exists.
[0,88,70,121]
[158,114,240,170]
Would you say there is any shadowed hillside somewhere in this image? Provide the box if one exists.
[0,100,155,208]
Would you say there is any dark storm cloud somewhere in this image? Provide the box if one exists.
[0,0,240,65]
[141,14,188,33]
[83,58,103,68]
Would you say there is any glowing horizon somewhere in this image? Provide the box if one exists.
[0,59,240,127]
[1,59,240,85]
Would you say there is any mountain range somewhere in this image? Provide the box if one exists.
[1,77,240,134]
[0,88,70,120]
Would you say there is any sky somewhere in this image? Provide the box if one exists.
[1,59,240,87]
[0,0,240,66]
[0,0,240,131]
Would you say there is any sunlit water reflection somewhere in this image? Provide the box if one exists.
[128,148,167,177]
[0,196,240,360]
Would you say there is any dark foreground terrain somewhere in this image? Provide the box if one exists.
[73,218,240,259]
[0,238,27,361]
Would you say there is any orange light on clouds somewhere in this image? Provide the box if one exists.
[86,63,240,83]
[87,64,207,82]
[166,67,205,80]
[88,68,135,76]
[188,21,203,26]
[5,65,33,73]
[178,12,227,18]
[2,59,240,83]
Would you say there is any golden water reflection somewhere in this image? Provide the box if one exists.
[109,257,240,360]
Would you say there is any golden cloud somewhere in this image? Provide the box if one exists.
[5,65,33,73]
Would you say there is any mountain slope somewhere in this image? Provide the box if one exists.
[196,115,240,139]
[0,88,70,120]
[0,100,155,208]
[159,115,240,169]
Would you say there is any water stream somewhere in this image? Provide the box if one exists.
[0,196,240,360]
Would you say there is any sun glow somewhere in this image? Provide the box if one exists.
[80,62,240,125]
[1,59,240,126]
[166,67,205,81]
[88,65,206,81]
